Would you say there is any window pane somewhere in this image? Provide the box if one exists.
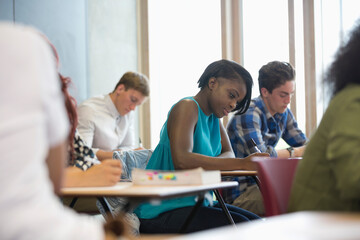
[294,0,305,132]
[342,0,360,40]
[148,0,222,148]
[242,0,289,96]
[316,0,360,114]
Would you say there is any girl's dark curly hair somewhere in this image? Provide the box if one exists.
[325,20,360,98]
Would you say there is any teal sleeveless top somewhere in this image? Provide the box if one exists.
[134,97,222,219]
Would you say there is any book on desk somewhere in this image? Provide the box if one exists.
[132,167,221,185]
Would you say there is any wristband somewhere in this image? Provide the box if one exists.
[287,147,294,157]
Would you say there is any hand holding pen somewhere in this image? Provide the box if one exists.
[243,138,269,172]
[237,138,269,170]
[250,138,261,153]
[249,138,269,157]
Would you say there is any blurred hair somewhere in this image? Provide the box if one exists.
[325,20,360,98]
[44,37,78,163]
[59,73,78,163]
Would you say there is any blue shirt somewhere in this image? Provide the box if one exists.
[134,97,222,219]
[222,96,307,203]
[227,96,307,158]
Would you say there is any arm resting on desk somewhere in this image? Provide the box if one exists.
[64,160,121,187]
[46,141,67,195]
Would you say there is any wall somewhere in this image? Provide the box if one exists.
[0,0,141,146]
[0,0,13,21]
[87,0,140,143]
[87,0,138,98]
[0,0,88,103]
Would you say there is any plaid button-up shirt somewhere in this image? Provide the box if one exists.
[222,96,307,203]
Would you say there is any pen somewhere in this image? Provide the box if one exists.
[250,138,261,153]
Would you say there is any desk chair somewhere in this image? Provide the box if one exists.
[252,157,301,217]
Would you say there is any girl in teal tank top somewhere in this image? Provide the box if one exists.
[135,97,221,219]
[136,60,266,234]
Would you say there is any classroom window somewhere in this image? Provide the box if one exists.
[143,0,360,148]
[242,0,290,94]
[315,0,360,114]
[241,0,306,135]
[148,0,222,148]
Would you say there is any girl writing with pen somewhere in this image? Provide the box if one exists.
[134,59,268,234]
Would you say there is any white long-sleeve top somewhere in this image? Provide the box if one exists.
[0,23,103,240]
[77,94,136,153]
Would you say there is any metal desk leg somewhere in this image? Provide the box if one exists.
[179,194,205,233]
[214,189,236,226]
[69,197,78,208]
[252,176,261,186]
[97,197,114,220]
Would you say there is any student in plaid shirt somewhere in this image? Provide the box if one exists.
[224,61,308,215]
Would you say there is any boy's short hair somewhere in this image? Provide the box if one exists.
[258,61,295,95]
[113,71,150,96]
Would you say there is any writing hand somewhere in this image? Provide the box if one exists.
[85,159,122,186]
[237,152,270,170]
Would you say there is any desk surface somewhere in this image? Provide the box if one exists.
[221,170,257,176]
[61,181,238,199]
[172,211,360,240]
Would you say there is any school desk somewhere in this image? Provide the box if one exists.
[221,170,260,187]
[61,181,238,233]
[220,170,258,177]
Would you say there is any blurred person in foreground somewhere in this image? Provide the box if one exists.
[0,22,131,240]
[289,19,360,212]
